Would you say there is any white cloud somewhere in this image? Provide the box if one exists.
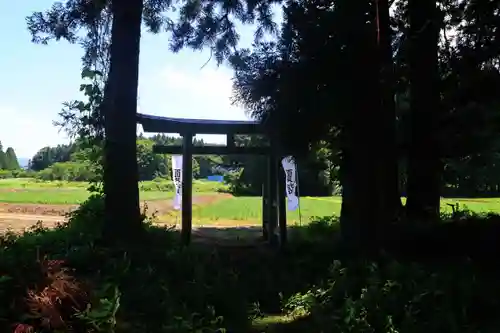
[0,106,69,158]
[163,66,233,99]
[158,66,245,120]
[135,65,251,144]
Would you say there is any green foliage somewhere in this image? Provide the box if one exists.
[29,143,76,171]
[27,135,214,184]
[26,134,338,197]
[137,139,169,181]
[136,138,202,181]
[0,143,21,171]
[56,69,105,142]
[35,161,98,182]
[231,0,346,155]
[4,147,20,170]
[223,168,246,194]
[0,169,37,179]
[0,151,6,170]
[0,196,229,332]
[148,134,218,179]
[0,141,5,169]
[282,259,499,332]
[167,0,280,64]
[0,170,14,179]
[139,179,175,192]
[221,136,335,196]
[3,199,500,333]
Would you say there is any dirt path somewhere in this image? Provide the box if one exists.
[0,213,64,233]
[0,203,78,216]
[0,194,232,233]
[0,194,231,217]
[0,213,65,222]
[0,212,263,245]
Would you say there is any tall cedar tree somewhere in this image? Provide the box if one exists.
[231,0,400,250]
[406,0,442,221]
[0,142,5,170]
[377,0,402,217]
[100,0,144,242]
[5,148,20,170]
[336,0,392,252]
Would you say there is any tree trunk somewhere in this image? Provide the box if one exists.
[377,0,402,219]
[339,0,390,254]
[406,0,442,222]
[102,0,144,244]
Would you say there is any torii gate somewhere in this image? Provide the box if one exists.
[137,113,287,246]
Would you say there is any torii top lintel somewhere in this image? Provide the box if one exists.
[137,113,263,135]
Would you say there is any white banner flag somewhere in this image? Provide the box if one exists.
[281,156,299,211]
[171,155,183,210]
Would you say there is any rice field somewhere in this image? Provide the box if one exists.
[1,178,499,226]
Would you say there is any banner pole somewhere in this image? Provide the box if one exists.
[171,154,183,229]
[295,160,302,226]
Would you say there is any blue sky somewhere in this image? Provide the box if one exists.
[0,1,266,159]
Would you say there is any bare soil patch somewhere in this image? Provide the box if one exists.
[0,214,64,233]
[0,193,232,234]
[0,215,264,245]
[0,193,230,218]
[0,203,78,216]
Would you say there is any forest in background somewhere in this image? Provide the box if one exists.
[6,120,500,199]
[0,141,20,171]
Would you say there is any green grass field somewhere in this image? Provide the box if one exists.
[187,196,342,224]
[0,178,223,204]
[1,178,500,225]
[183,195,500,225]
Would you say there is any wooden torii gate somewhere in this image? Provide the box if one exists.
[137,113,287,246]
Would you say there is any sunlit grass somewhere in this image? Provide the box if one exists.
[184,196,500,225]
[1,178,499,219]
[0,178,222,204]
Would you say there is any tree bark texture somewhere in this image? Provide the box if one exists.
[406,0,442,222]
[102,0,144,243]
[377,0,403,219]
[339,0,395,253]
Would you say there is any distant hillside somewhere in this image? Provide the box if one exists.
[18,158,30,169]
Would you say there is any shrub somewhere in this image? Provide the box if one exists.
[14,170,37,178]
[282,257,500,333]
[0,169,37,179]
[139,180,175,192]
[0,169,13,178]
[223,168,247,195]
[3,200,500,333]
[35,162,98,182]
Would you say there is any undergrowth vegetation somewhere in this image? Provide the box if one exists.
[2,195,500,332]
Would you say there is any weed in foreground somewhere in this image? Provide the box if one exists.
[2,195,500,332]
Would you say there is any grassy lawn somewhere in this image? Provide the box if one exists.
[1,179,500,222]
[168,195,500,225]
[0,178,89,189]
[188,196,341,225]
[0,178,223,204]
[0,189,173,205]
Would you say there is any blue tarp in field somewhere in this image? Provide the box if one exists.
[207,175,224,182]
